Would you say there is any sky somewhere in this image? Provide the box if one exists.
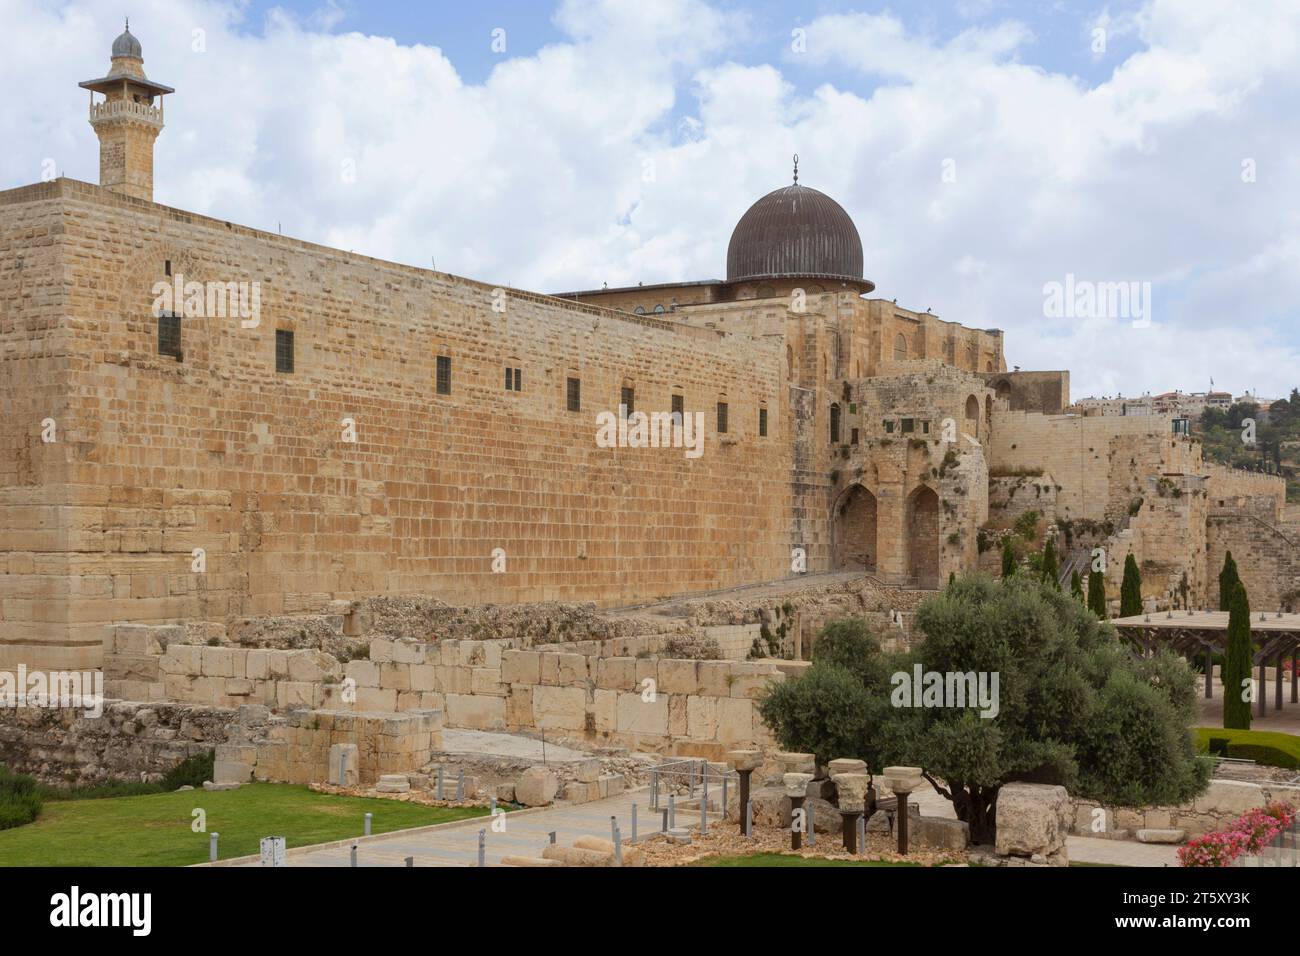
[4,0,1298,400]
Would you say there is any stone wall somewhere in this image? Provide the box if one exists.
[0,179,792,672]
[1207,509,1300,611]
[99,623,795,759]
[1071,779,1300,841]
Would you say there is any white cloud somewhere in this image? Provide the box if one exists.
[2,0,1297,398]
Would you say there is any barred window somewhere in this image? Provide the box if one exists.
[620,386,634,418]
[758,407,768,437]
[436,355,451,395]
[717,402,729,434]
[505,366,521,391]
[567,377,581,412]
[275,329,294,373]
[158,313,182,360]
[830,403,841,443]
[671,393,684,426]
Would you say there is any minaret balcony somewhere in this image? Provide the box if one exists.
[89,98,163,127]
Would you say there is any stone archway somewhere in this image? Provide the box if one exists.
[906,485,940,588]
[964,394,980,440]
[833,484,878,571]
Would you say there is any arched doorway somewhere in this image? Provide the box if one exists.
[833,485,878,571]
[906,485,940,588]
[964,395,980,440]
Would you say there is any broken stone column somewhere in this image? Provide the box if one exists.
[727,750,763,835]
[995,782,1071,866]
[783,772,813,850]
[833,772,870,853]
[881,766,925,855]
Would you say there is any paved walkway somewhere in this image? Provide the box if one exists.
[1066,836,1178,867]
[226,789,652,867]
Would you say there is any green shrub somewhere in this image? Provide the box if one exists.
[0,766,43,830]
[160,750,215,791]
[39,779,164,802]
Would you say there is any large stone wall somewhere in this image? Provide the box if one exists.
[0,179,794,671]
[98,623,793,760]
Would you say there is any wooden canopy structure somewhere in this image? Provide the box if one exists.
[1112,611,1300,717]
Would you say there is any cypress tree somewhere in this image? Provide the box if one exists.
[1001,537,1016,579]
[1087,569,1107,619]
[1119,553,1143,618]
[1041,537,1059,589]
[1070,569,1084,602]
[1219,551,1240,612]
[1222,580,1253,730]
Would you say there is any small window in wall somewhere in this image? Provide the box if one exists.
[901,418,915,433]
[758,407,768,437]
[633,306,645,315]
[566,377,581,412]
[894,333,908,361]
[158,313,182,360]
[164,259,171,277]
[436,355,451,395]
[922,420,930,434]
[717,402,729,434]
[620,386,635,418]
[671,393,684,426]
[830,403,841,443]
[505,366,522,391]
[883,419,895,434]
[654,304,666,314]
[275,329,294,373]
[851,427,859,445]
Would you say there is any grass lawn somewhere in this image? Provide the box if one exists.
[693,852,921,867]
[0,783,489,867]
[1192,727,1300,768]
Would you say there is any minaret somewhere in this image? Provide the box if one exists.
[78,21,174,202]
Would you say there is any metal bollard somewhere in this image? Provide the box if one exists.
[611,817,623,866]
[350,844,357,867]
[661,807,669,833]
[857,814,866,855]
[722,777,729,822]
[700,792,708,835]
[456,768,465,801]
[477,829,486,867]
[338,750,348,787]
[364,812,372,837]
[668,792,676,829]
[631,803,638,844]
[405,856,414,867]
[650,768,659,809]
[548,830,557,845]
[808,802,816,846]
[437,766,445,800]
[209,832,219,863]
[744,800,753,838]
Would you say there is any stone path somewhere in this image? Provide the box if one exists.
[225,789,652,867]
[1066,836,1178,867]
[438,728,593,763]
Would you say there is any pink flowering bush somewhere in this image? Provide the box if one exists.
[1178,801,1296,866]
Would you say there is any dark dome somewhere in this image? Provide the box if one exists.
[112,27,142,58]
[726,183,865,285]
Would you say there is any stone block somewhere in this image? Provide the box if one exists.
[517,767,558,807]
[345,658,380,687]
[532,685,587,731]
[501,649,540,685]
[596,657,636,691]
[657,659,699,695]
[574,758,601,783]
[995,783,1071,864]
[1136,829,1187,844]
[686,695,718,739]
[446,693,506,730]
[915,815,969,851]
[616,691,668,735]
[376,774,411,793]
